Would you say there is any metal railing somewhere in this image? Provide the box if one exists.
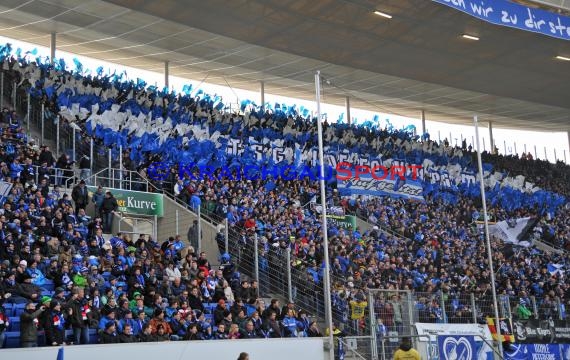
[78,168,156,192]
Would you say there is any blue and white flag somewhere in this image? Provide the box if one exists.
[338,339,345,360]
[547,263,564,276]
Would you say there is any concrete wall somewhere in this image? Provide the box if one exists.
[158,196,221,263]
[0,338,326,360]
[66,187,221,263]
[355,215,373,233]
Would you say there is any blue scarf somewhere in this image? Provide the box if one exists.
[52,311,65,330]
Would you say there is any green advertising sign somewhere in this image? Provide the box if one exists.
[87,187,164,217]
[327,214,356,229]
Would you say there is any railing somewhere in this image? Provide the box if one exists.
[75,167,158,193]
[29,164,75,188]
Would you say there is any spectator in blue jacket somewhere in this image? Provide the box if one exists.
[282,308,298,337]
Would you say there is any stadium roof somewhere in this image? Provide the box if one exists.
[0,0,568,132]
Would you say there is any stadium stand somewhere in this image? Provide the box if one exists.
[0,44,568,350]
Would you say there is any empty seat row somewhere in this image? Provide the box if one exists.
[1,329,99,348]
[2,303,27,317]
[2,331,46,348]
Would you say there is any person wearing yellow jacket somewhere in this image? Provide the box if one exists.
[325,324,346,360]
[393,337,420,360]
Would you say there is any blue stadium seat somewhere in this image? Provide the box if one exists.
[37,330,46,347]
[10,296,29,305]
[4,331,20,348]
[88,328,99,344]
[2,302,14,316]
[8,317,19,331]
[14,303,26,317]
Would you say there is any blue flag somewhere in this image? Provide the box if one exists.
[394,175,405,192]
[57,347,64,360]
[338,340,345,360]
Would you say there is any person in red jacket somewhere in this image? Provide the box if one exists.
[0,303,10,348]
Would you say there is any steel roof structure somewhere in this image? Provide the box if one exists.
[0,0,568,131]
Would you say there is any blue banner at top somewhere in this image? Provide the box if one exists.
[432,0,570,41]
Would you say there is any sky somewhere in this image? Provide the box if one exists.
[0,35,568,164]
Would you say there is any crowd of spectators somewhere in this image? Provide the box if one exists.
[0,50,568,350]
[0,109,316,348]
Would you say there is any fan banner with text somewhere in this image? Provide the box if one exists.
[432,0,570,41]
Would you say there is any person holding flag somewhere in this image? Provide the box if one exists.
[325,322,346,360]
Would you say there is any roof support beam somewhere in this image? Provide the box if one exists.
[421,109,426,136]
[50,32,56,65]
[488,121,495,154]
[164,61,169,89]
[260,81,265,112]
[345,96,351,125]
[567,131,570,162]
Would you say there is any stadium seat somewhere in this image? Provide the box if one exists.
[3,302,13,316]
[4,332,20,348]
[8,317,19,331]
[37,330,46,347]
[10,296,29,305]
[88,328,99,344]
[14,303,26,317]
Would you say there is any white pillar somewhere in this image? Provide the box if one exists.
[50,32,56,64]
[488,121,494,154]
[421,110,426,135]
[72,127,76,162]
[164,61,169,89]
[119,145,123,189]
[315,71,334,360]
[345,96,351,125]
[56,117,60,157]
[90,138,94,173]
[566,131,570,157]
[260,81,265,111]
